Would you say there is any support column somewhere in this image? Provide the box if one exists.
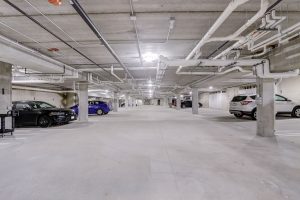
[164,97,168,107]
[125,94,129,108]
[0,62,12,115]
[0,62,12,130]
[113,92,118,112]
[176,94,181,110]
[256,78,276,137]
[192,88,199,114]
[78,83,88,122]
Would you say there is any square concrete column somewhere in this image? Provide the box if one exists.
[113,92,118,112]
[125,94,129,108]
[192,88,199,114]
[0,62,12,129]
[176,94,181,110]
[256,78,276,137]
[78,83,88,122]
[164,97,168,107]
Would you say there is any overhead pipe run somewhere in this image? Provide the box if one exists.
[255,60,300,79]
[3,0,111,81]
[111,65,124,83]
[70,0,134,80]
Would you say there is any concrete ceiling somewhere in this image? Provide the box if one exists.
[1,0,300,97]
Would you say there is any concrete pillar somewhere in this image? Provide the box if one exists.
[113,92,118,112]
[78,83,88,122]
[192,88,199,114]
[176,94,181,110]
[125,94,129,108]
[164,97,168,107]
[0,62,12,129]
[256,78,276,137]
[0,62,12,114]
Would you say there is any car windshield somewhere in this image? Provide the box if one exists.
[232,96,247,102]
[31,102,56,109]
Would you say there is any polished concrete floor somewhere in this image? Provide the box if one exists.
[1,106,300,200]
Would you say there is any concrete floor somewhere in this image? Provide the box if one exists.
[1,106,300,200]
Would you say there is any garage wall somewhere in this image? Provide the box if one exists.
[277,76,300,102]
[12,89,64,108]
[203,76,300,111]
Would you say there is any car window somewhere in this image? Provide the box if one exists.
[16,103,31,110]
[232,96,247,102]
[275,95,287,101]
[31,102,56,109]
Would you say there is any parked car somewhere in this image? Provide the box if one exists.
[70,100,110,116]
[181,100,203,108]
[13,101,77,128]
[229,94,300,119]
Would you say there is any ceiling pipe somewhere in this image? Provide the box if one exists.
[177,66,251,75]
[176,0,251,74]
[12,86,75,94]
[3,0,111,81]
[255,60,300,78]
[70,0,134,80]
[111,65,124,83]
[205,0,270,44]
[0,35,76,76]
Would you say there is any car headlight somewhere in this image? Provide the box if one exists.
[49,112,65,116]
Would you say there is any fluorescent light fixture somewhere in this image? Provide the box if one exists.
[143,53,159,62]
[209,86,213,90]
[189,91,192,95]
[180,95,183,98]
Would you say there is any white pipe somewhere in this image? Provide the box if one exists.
[205,0,270,45]
[0,35,77,75]
[255,60,300,79]
[175,0,251,74]
[12,86,74,93]
[177,66,251,75]
[111,65,124,83]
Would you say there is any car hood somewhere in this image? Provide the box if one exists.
[40,108,74,113]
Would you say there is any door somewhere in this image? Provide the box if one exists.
[15,103,37,125]
[275,95,295,113]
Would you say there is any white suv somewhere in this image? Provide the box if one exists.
[229,94,300,120]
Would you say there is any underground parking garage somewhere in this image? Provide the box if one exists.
[1,0,300,199]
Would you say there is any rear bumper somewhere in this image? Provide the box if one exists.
[230,110,252,115]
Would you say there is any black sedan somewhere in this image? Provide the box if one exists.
[181,100,203,108]
[13,101,77,128]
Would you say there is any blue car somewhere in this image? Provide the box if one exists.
[71,101,110,116]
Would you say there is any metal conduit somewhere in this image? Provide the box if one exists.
[70,0,134,80]
[3,0,112,82]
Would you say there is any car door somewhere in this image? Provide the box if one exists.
[15,103,37,125]
[275,95,295,113]
[88,101,94,114]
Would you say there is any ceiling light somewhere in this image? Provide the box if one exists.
[209,86,213,90]
[143,53,159,62]
[48,0,62,6]
[189,91,192,95]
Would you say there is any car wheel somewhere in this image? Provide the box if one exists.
[234,113,244,119]
[96,109,103,115]
[292,107,300,118]
[38,115,52,128]
[251,109,257,120]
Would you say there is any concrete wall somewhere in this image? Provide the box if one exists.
[12,89,64,108]
[201,76,300,111]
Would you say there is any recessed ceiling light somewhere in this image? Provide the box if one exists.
[143,53,159,62]
[48,0,62,6]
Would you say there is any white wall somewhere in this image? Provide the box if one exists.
[277,76,300,102]
[12,89,64,108]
